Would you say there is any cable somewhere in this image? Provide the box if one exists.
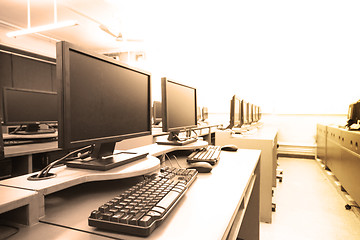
[35,145,93,178]
[172,155,182,168]
[345,204,360,210]
[164,154,174,167]
[9,125,23,134]
[191,129,199,138]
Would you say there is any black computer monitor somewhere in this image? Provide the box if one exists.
[347,101,360,127]
[153,101,162,125]
[158,77,197,145]
[0,122,4,162]
[254,105,259,122]
[243,101,249,125]
[202,107,209,122]
[229,95,243,128]
[249,103,254,123]
[2,87,57,134]
[197,106,202,122]
[259,107,262,120]
[57,41,152,170]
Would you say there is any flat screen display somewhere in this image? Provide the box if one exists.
[57,41,152,149]
[3,87,57,125]
[161,78,197,132]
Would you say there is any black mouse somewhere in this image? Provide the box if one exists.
[187,162,213,173]
[221,144,238,151]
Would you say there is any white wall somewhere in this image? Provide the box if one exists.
[143,0,360,115]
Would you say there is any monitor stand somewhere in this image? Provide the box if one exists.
[65,142,149,171]
[156,131,197,146]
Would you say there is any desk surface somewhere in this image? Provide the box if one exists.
[4,140,59,158]
[42,149,260,240]
[1,147,260,240]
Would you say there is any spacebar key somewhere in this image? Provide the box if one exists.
[156,190,181,211]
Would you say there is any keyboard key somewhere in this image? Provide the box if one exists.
[156,190,181,210]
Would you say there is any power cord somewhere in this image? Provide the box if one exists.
[164,154,174,167]
[345,204,360,210]
[28,145,94,180]
[172,155,183,168]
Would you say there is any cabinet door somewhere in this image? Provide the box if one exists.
[326,127,341,173]
[339,131,360,205]
[316,124,327,163]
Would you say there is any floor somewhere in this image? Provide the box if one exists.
[260,157,360,240]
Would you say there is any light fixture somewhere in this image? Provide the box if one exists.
[6,0,78,38]
[7,20,77,38]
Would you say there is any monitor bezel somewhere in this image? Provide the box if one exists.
[202,107,209,121]
[161,77,198,133]
[2,87,58,125]
[230,95,243,128]
[153,101,162,125]
[243,101,249,124]
[57,41,152,150]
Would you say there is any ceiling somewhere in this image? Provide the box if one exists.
[0,0,152,53]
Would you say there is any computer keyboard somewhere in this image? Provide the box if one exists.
[88,166,198,237]
[186,145,221,165]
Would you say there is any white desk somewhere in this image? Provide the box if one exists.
[215,127,278,223]
[0,142,261,240]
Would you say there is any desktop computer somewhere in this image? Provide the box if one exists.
[228,95,243,129]
[157,77,198,145]
[56,41,152,171]
[347,100,360,129]
[2,87,57,135]
[152,101,162,126]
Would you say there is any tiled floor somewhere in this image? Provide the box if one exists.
[260,157,360,240]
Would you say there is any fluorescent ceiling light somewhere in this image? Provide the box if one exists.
[6,20,78,38]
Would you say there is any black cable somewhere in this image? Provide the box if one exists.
[8,125,22,135]
[345,204,360,210]
[0,224,19,240]
[35,145,93,178]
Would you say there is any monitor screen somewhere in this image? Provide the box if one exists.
[347,101,360,126]
[229,95,242,128]
[243,101,249,124]
[153,101,162,125]
[249,103,253,123]
[0,122,4,162]
[254,105,259,122]
[197,106,202,121]
[159,77,197,145]
[57,41,151,169]
[202,107,209,121]
[2,87,57,134]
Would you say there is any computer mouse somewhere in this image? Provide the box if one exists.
[187,162,213,173]
[221,144,238,151]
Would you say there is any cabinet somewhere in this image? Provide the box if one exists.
[317,124,360,206]
[316,124,327,163]
[215,127,278,223]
